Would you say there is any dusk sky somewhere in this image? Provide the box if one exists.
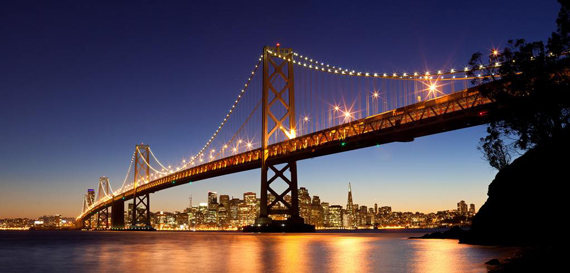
[0,0,560,218]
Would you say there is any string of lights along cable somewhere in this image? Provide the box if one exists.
[78,44,517,219]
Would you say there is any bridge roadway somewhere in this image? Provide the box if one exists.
[79,87,494,221]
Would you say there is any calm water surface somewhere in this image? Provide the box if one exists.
[0,230,517,272]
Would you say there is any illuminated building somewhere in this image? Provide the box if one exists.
[229,198,241,226]
[205,209,217,225]
[309,196,323,228]
[204,192,219,225]
[127,203,134,225]
[380,206,392,215]
[299,187,311,222]
[219,195,230,212]
[328,205,343,227]
[175,212,188,226]
[238,203,254,226]
[321,202,330,226]
[216,203,228,227]
[359,205,367,226]
[469,203,476,215]
[208,191,218,210]
[367,208,375,225]
[344,182,355,228]
[243,192,256,206]
[457,200,468,216]
[374,203,378,215]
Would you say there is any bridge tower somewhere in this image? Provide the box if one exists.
[96,177,111,229]
[251,45,313,232]
[131,144,152,229]
[85,189,95,229]
[81,194,92,229]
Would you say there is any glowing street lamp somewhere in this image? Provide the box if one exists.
[343,110,353,122]
[333,105,341,125]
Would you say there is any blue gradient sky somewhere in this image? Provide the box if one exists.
[0,0,559,218]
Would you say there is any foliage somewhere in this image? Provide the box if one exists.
[467,0,570,170]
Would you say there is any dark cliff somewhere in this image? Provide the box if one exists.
[460,127,570,246]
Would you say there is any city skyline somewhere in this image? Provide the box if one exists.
[0,1,559,219]
[2,182,477,230]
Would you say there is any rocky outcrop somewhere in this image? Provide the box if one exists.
[410,226,466,239]
[460,128,570,246]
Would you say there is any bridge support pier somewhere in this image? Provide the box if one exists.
[246,159,314,232]
[83,217,92,229]
[111,200,125,229]
[130,193,153,230]
[97,207,109,229]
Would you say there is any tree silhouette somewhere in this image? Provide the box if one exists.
[468,0,570,170]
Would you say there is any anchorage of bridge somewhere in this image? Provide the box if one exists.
[78,86,494,220]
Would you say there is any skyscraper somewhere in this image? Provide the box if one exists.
[321,202,330,227]
[329,205,343,227]
[219,195,230,211]
[346,182,354,213]
[374,203,378,215]
[299,187,311,221]
[344,182,354,228]
[457,200,468,216]
[310,196,323,228]
[208,192,218,210]
[243,192,256,206]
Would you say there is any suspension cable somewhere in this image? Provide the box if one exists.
[180,56,263,169]
[117,150,136,194]
[149,148,168,170]
[212,98,262,160]
[279,49,500,81]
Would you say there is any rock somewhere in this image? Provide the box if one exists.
[460,127,570,246]
[485,259,501,265]
[410,226,466,239]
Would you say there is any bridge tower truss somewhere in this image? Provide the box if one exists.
[97,207,109,229]
[257,45,303,225]
[83,216,92,229]
[96,176,111,201]
[131,144,151,228]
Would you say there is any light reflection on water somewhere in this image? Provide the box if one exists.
[0,231,516,272]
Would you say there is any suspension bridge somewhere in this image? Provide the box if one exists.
[77,45,498,231]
